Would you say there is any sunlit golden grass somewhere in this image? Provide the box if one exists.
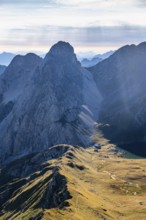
[0,144,146,220]
[43,145,146,220]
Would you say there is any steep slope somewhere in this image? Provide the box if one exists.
[0,144,146,220]
[0,41,102,164]
[0,65,6,75]
[0,53,42,162]
[0,53,42,101]
[89,42,146,153]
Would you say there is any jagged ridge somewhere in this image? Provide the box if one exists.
[0,144,146,220]
[0,145,74,220]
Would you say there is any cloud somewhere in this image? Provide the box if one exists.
[1,24,146,52]
[0,0,145,52]
[0,0,60,8]
[0,0,141,9]
[0,0,53,4]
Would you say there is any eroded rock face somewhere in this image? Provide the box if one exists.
[0,53,43,163]
[89,42,146,143]
[0,41,102,164]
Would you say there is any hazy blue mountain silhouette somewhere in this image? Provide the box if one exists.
[0,52,16,65]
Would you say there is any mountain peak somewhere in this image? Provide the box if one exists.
[8,53,42,70]
[44,41,77,64]
[50,41,74,53]
[138,41,146,49]
[47,41,74,58]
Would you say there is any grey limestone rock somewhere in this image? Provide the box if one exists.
[0,41,102,164]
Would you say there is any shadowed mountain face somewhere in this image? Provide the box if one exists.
[0,65,6,75]
[0,41,102,164]
[89,42,146,154]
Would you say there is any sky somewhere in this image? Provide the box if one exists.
[0,0,146,54]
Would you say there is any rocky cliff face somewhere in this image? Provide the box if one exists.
[89,42,146,144]
[0,41,102,164]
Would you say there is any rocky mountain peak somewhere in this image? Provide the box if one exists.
[138,41,146,48]
[45,41,77,63]
[137,42,146,53]
[8,53,42,71]
[49,41,74,55]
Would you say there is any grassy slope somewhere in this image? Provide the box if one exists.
[43,145,146,220]
[0,145,146,220]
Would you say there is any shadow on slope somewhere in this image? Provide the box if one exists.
[94,123,146,157]
[0,145,74,220]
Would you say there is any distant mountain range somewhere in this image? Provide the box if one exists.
[81,57,102,68]
[0,51,114,67]
[80,51,115,67]
[0,52,16,65]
